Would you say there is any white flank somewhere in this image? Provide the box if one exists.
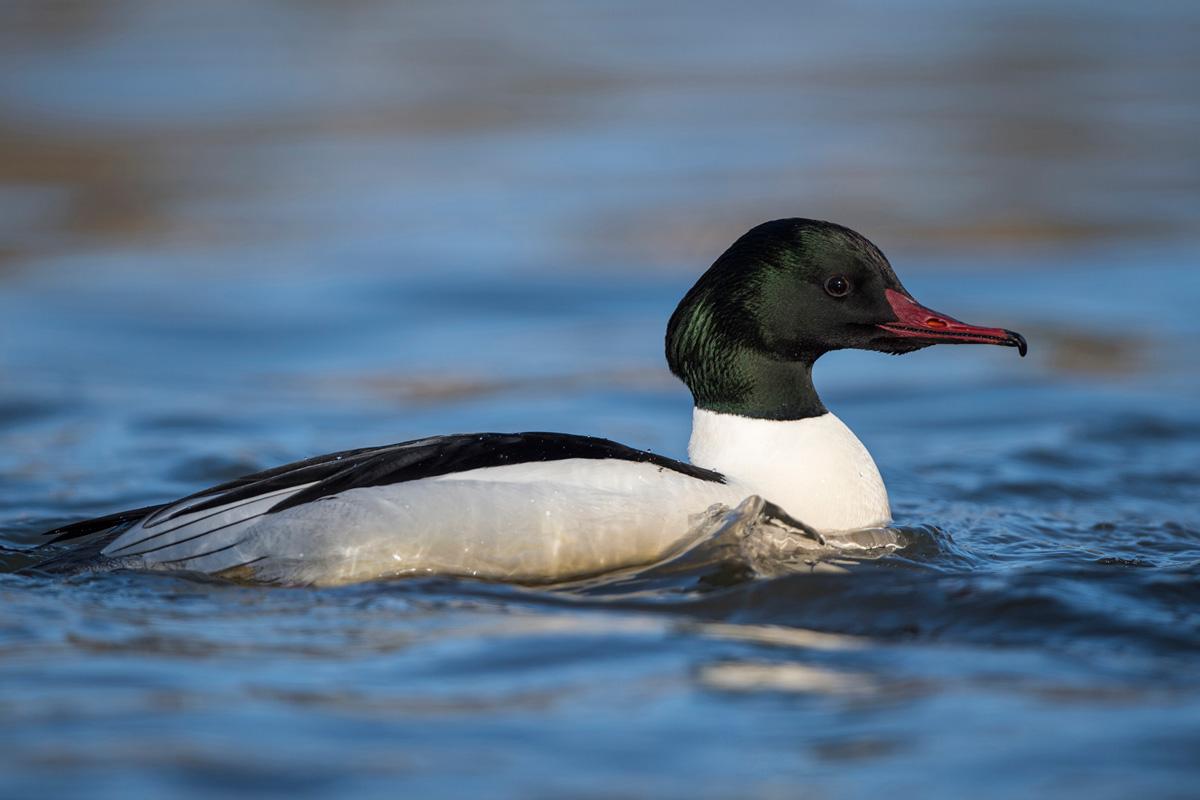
[99,460,748,586]
[687,408,890,532]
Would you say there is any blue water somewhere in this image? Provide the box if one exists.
[2,1,1199,797]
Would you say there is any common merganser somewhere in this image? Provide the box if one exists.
[35,219,1026,585]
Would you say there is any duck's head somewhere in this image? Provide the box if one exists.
[666,218,1026,420]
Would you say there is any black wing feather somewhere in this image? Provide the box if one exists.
[43,505,168,544]
[269,432,723,514]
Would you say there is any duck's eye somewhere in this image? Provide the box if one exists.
[824,275,852,297]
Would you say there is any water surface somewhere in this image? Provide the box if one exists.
[1,1,1199,797]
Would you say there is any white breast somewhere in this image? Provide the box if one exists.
[687,408,890,531]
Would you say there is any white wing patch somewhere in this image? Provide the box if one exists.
[102,482,318,570]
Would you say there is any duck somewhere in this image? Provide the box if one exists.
[34,218,1026,586]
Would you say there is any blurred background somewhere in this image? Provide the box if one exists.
[1,1,1198,797]
[2,0,1196,492]
[2,0,1197,261]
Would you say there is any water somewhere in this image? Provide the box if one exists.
[2,0,1199,797]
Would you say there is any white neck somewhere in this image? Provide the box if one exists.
[687,408,891,532]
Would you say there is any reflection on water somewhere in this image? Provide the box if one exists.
[1,0,1199,797]
[1,0,1198,270]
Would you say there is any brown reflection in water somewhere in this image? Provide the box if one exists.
[897,218,1180,251]
[0,1,1196,271]
[303,366,678,406]
[2,0,115,39]
[1036,327,1151,376]
[0,131,163,243]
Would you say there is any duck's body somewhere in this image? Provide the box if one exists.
[37,413,882,585]
[34,219,1024,585]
